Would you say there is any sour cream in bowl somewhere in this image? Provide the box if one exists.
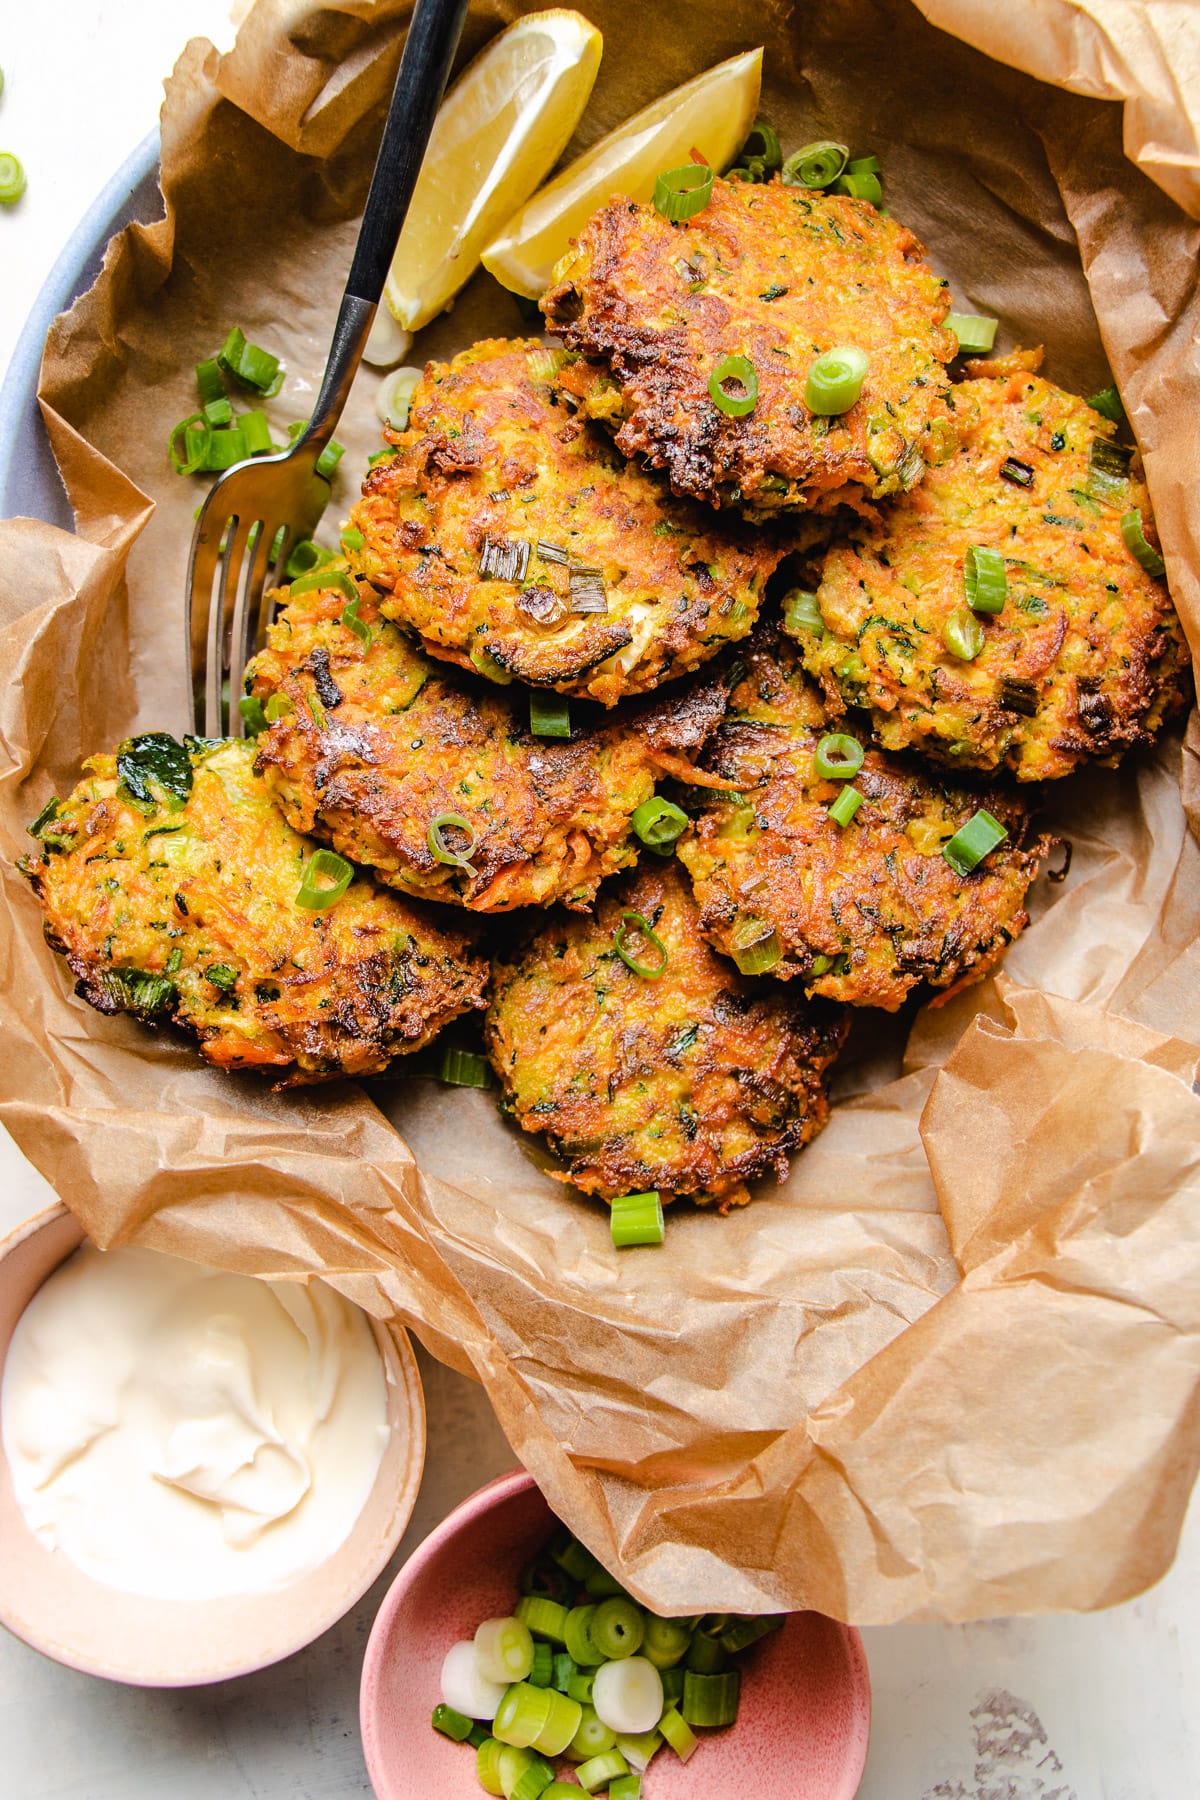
[0,1206,425,1685]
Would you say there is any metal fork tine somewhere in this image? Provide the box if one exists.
[185,510,225,737]
[227,521,272,738]
[207,519,241,739]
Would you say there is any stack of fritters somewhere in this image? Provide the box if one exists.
[23,169,1189,1206]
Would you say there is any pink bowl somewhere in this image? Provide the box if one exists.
[361,1470,870,1800]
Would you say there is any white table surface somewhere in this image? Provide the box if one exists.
[1,4,1197,1796]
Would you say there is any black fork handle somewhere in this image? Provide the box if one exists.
[305,0,469,445]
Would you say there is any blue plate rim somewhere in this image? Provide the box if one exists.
[0,129,162,526]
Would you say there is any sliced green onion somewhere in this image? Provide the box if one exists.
[509,1764,554,1800]
[583,1562,624,1599]
[238,695,268,735]
[1089,385,1125,425]
[289,567,360,606]
[431,1703,474,1741]
[204,963,238,991]
[610,1777,644,1800]
[963,545,1007,614]
[781,139,848,189]
[295,848,354,910]
[315,437,345,482]
[591,1598,645,1660]
[739,120,783,170]
[477,1737,507,1797]
[516,1596,570,1644]
[943,808,1008,876]
[731,929,782,976]
[535,1688,584,1758]
[610,1191,664,1249]
[805,345,870,415]
[640,1615,692,1669]
[660,1666,685,1708]
[946,311,999,354]
[377,364,423,430]
[27,796,64,842]
[496,1746,538,1798]
[564,1604,603,1666]
[1121,507,1166,576]
[681,1668,741,1727]
[265,692,294,723]
[341,595,372,646]
[542,1786,588,1799]
[169,413,213,476]
[530,692,571,738]
[195,358,225,405]
[569,1706,617,1760]
[828,785,864,828]
[241,409,273,456]
[552,1652,577,1691]
[340,525,365,554]
[202,428,250,472]
[614,1733,660,1774]
[836,169,882,205]
[719,1613,785,1653]
[576,1750,631,1793]
[527,346,568,382]
[684,1628,728,1673]
[439,1046,492,1089]
[942,606,984,661]
[218,326,282,396]
[814,732,864,780]
[468,1724,491,1749]
[708,354,758,418]
[493,1683,554,1750]
[631,797,687,849]
[477,1616,536,1684]
[566,1669,597,1705]
[284,538,333,581]
[203,395,234,428]
[999,456,1034,488]
[551,1533,596,1581]
[428,812,477,876]
[657,1708,698,1761]
[848,153,882,176]
[783,588,825,638]
[652,163,714,222]
[529,1642,554,1687]
[1086,436,1132,506]
[0,152,27,205]
[613,911,668,979]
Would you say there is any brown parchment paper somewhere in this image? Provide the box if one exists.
[2,0,1199,1624]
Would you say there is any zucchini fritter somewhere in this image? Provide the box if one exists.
[21,736,486,1085]
[485,862,846,1207]
[543,177,957,520]
[246,578,728,912]
[676,629,1051,1011]
[347,338,783,706]
[790,354,1191,779]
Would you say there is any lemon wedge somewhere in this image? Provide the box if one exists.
[481,48,763,300]
[383,10,603,332]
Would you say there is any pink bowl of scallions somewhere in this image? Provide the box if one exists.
[360,1470,871,1800]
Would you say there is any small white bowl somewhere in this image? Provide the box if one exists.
[0,1204,426,1686]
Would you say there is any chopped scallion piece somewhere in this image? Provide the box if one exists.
[946,311,999,354]
[576,1749,631,1793]
[568,563,607,613]
[836,168,882,205]
[569,1706,617,1760]
[942,606,984,661]
[241,409,273,456]
[341,595,372,646]
[828,785,864,828]
[284,539,333,580]
[657,1707,698,1762]
[439,1047,492,1089]
[1086,436,1131,506]
[847,153,882,175]
[551,1652,577,1691]
[681,1668,741,1727]
[630,796,687,849]
[1089,385,1125,425]
[1120,506,1166,576]
[527,346,567,381]
[708,353,758,417]
[739,120,783,171]
[613,909,668,979]
[783,588,825,638]
[529,692,572,738]
[431,1702,474,1741]
[217,326,282,396]
[652,163,714,222]
[640,1614,692,1669]
[204,963,238,991]
[468,1723,491,1750]
[999,456,1034,488]
[376,364,423,430]
[591,1598,645,1660]
[295,848,354,910]
[203,395,234,428]
[718,1613,785,1653]
[265,692,294,723]
[515,1596,570,1643]
[963,544,1007,614]
[510,1762,555,1800]
[805,345,869,415]
[476,1737,506,1796]
[0,152,27,206]
[781,139,848,189]
[529,1641,554,1687]
[943,808,1007,876]
[315,437,345,482]
[684,1625,728,1672]
[610,1191,664,1249]
[289,567,360,606]
[610,1776,643,1800]
[340,525,365,554]
[195,358,225,405]
[428,811,478,873]
[813,732,864,780]
[238,695,268,735]
[563,1603,603,1667]
[731,929,781,976]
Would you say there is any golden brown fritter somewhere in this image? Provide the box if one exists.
[790,353,1191,780]
[675,628,1051,1011]
[245,576,729,913]
[346,338,784,706]
[485,861,846,1206]
[21,736,486,1085]
[543,176,957,520]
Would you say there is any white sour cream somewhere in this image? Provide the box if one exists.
[1,1244,390,1601]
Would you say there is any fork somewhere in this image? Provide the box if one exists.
[185,0,469,738]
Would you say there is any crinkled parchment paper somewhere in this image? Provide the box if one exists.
[1,0,1198,1623]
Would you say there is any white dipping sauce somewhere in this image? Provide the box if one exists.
[1,1245,390,1601]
